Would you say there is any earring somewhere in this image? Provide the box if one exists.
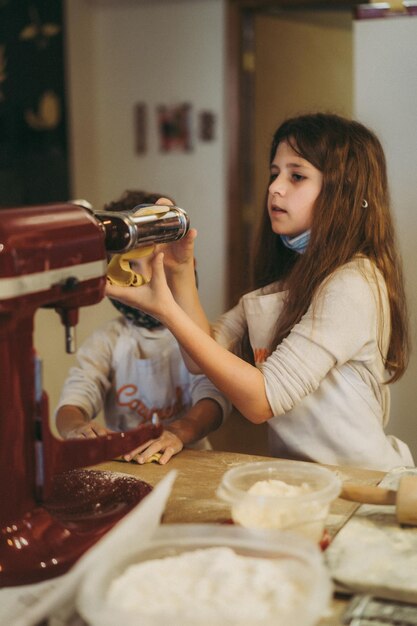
[362,199,368,208]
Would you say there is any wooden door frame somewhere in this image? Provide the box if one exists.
[225,0,366,308]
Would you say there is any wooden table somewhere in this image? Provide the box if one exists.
[96,449,385,626]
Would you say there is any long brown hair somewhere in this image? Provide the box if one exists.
[249,113,409,381]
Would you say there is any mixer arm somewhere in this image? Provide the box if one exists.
[39,389,162,500]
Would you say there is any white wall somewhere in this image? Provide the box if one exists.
[35,0,226,416]
[354,16,417,459]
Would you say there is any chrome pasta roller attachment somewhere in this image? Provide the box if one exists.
[93,204,190,253]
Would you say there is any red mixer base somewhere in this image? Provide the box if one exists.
[0,469,152,587]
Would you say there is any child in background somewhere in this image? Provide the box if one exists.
[106,113,415,471]
[55,190,229,464]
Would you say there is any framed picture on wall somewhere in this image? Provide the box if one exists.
[157,103,193,152]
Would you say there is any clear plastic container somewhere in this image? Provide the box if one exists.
[216,460,341,542]
[76,524,332,626]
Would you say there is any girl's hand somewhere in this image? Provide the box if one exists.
[154,196,197,277]
[156,228,197,272]
[64,422,111,439]
[105,252,175,322]
[56,406,112,439]
[123,429,184,465]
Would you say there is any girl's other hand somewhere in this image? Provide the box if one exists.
[56,406,111,439]
[157,228,197,272]
[123,429,184,465]
[156,197,174,207]
[105,251,175,322]
[154,196,197,273]
[64,422,110,439]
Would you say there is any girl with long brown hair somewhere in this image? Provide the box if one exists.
[106,113,414,470]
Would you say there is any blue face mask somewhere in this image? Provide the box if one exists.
[280,230,310,254]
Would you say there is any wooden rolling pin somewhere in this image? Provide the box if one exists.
[340,475,417,526]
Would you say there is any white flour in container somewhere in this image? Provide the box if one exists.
[232,479,328,540]
[248,479,312,497]
[105,546,310,624]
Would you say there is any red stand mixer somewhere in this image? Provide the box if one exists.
[0,201,189,587]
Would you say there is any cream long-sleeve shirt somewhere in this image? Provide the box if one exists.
[55,317,230,446]
[213,257,414,471]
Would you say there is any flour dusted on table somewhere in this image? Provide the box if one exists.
[105,546,308,624]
